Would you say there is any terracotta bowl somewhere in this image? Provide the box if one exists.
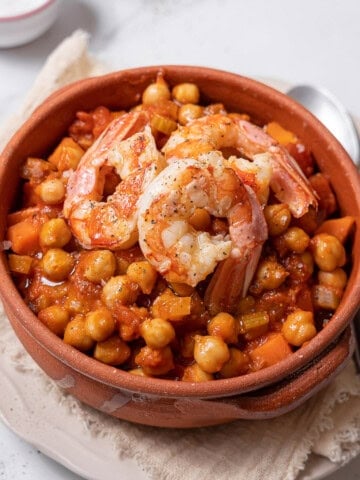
[1,66,360,428]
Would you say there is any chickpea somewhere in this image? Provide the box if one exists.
[38,305,70,336]
[135,345,174,376]
[83,250,116,283]
[140,318,175,349]
[253,259,288,291]
[207,312,238,344]
[85,309,116,342]
[219,348,250,378]
[64,315,95,351]
[101,275,139,308]
[94,335,131,365]
[182,363,213,382]
[318,268,347,291]
[39,218,72,248]
[172,83,200,104]
[142,75,171,105]
[310,233,346,272]
[126,261,157,294]
[193,335,230,373]
[264,203,291,236]
[189,208,211,231]
[282,227,310,253]
[281,310,317,347]
[42,248,74,282]
[38,178,65,204]
[178,104,204,125]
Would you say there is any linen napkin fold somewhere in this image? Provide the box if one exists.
[0,29,107,152]
[1,30,360,480]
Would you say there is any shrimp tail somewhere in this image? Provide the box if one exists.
[204,186,268,315]
[235,119,318,218]
[268,148,318,218]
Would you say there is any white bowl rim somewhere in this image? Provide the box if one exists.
[0,0,56,22]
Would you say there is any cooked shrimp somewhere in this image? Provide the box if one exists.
[204,184,268,315]
[227,153,272,206]
[64,111,165,249]
[162,114,318,218]
[137,153,268,308]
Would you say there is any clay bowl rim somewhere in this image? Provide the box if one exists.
[1,65,360,399]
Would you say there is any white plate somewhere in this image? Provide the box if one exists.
[0,306,340,480]
[0,306,145,480]
[0,78,358,480]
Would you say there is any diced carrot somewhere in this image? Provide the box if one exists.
[8,254,33,274]
[248,332,292,369]
[309,173,337,215]
[6,219,41,255]
[266,121,297,145]
[151,288,191,321]
[7,205,61,227]
[7,206,40,226]
[48,137,84,171]
[315,216,355,244]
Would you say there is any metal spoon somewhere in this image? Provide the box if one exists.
[287,84,360,371]
[287,84,360,166]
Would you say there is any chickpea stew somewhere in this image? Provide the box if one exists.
[5,74,355,382]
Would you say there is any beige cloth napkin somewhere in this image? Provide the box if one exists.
[1,30,360,480]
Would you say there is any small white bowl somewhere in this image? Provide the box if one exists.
[0,0,61,48]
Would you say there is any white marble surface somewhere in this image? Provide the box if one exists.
[0,0,360,478]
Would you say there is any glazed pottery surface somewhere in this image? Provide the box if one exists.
[1,66,360,428]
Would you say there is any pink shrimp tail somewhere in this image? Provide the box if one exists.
[204,186,268,315]
[236,119,318,218]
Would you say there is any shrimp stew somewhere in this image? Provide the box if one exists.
[5,74,355,381]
